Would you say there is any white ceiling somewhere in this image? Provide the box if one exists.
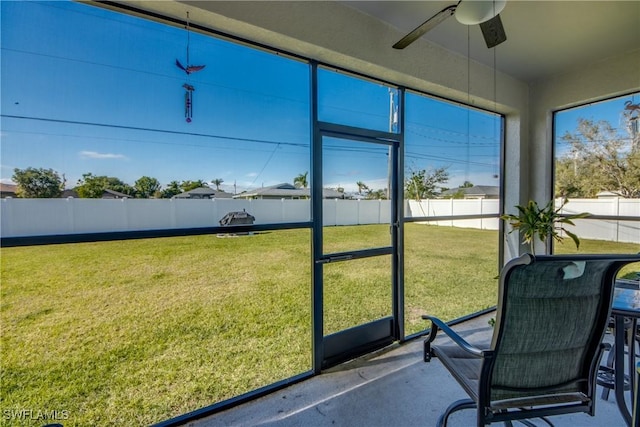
[343,1,640,83]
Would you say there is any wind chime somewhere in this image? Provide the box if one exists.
[176,12,205,123]
[624,100,640,149]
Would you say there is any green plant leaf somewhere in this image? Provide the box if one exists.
[501,198,589,252]
[564,229,581,249]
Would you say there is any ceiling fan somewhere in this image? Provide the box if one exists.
[393,0,507,50]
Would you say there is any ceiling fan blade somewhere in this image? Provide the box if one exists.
[479,13,507,48]
[393,4,457,50]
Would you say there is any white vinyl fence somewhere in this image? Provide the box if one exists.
[1,197,638,244]
[557,198,639,244]
[406,199,500,230]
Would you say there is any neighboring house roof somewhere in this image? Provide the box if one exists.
[173,187,233,199]
[62,189,79,198]
[440,185,500,199]
[234,183,300,199]
[0,183,18,197]
[320,188,346,199]
[233,183,344,199]
[344,192,367,200]
[102,189,131,199]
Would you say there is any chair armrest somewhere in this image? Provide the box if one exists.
[422,315,485,362]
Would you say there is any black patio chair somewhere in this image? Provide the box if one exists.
[423,253,640,427]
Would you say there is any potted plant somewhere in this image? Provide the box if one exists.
[501,198,590,254]
[487,198,590,328]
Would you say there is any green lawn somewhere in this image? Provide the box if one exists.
[1,225,638,426]
[403,224,501,335]
[1,230,313,426]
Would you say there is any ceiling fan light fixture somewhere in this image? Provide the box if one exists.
[455,0,506,25]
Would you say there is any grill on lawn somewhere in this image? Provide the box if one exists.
[219,209,255,226]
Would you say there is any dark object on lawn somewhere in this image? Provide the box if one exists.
[218,209,256,237]
[219,209,255,226]
[218,209,255,237]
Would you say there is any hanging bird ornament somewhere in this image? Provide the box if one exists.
[624,100,640,115]
[176,12,205,122]
[176,60,205,75]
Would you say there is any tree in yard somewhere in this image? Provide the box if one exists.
[556,118,640,198]
[134,176,161,198]
[293,172,308,189]
[404,167,449,200]
[161,181,182,198]
[211,178,224,191]
[356,181,369,195]
[365,189,387,200]
[75,173,135,198]
[12,167,64,198]
[180,180,208,192]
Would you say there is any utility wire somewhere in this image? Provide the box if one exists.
[1,114,307,148]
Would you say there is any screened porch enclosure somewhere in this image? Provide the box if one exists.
[0,1,638,426]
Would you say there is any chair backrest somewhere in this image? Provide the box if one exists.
[487,253,639,403]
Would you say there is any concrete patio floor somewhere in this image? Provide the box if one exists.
[184,313,631,427]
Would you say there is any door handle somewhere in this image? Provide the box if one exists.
[316,254,354,264]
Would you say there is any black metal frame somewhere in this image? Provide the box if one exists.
[549,91,640,256]
[313,105,402,369]
[2,3,511,426]
[0,222,311,247]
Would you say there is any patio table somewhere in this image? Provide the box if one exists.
[611,284,640,427]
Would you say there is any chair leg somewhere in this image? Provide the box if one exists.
[599,342,616,400]
[436,398,476,427]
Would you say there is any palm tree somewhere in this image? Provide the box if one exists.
[366,189,386,200]
[293,172,308,189]
[356,181,368,195]
[212,178,224,191]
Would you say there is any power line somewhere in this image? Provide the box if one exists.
[405,151,494,168]
[1,114,308,149]
[3,115,496,169]
[250,144,280,186]
[406,124,500,145]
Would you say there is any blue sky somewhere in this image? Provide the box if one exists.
[2,1,632,196]
[1,1,310,193]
